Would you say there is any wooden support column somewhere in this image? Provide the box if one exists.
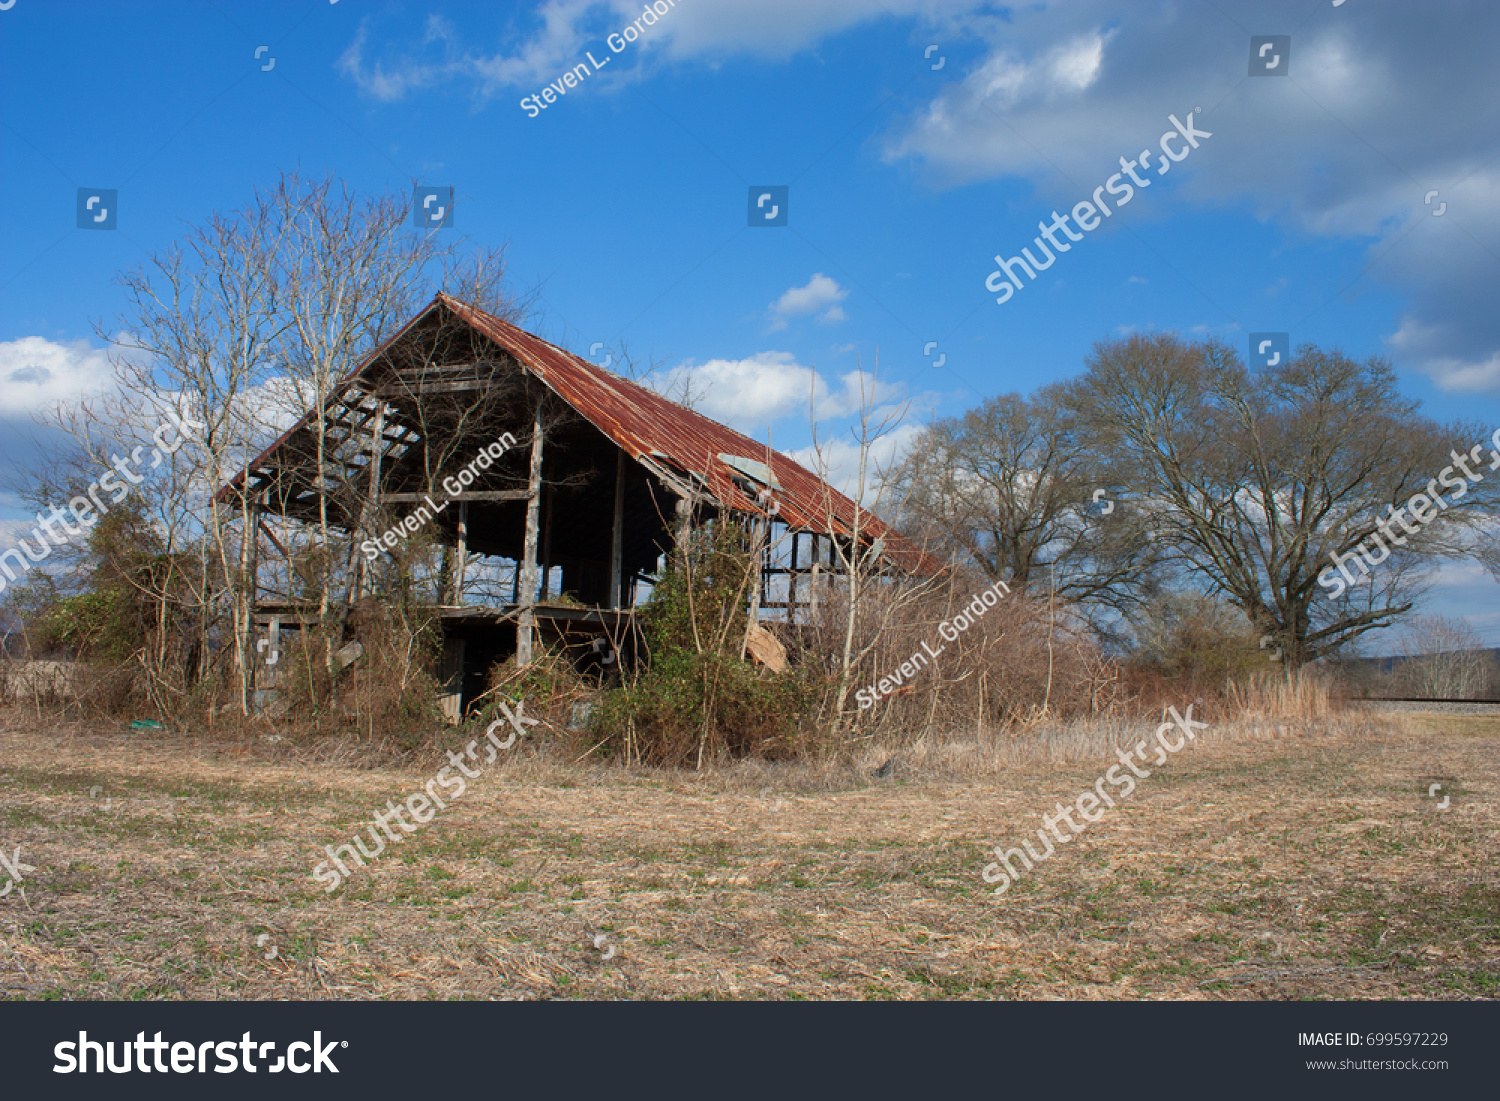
[438,636,466,726]
[810,534,821,620]
[609,448,626,609]
[359,402,385,598]
[246,496,261,610]
[454,500,468,607]
[243,495,261,687]
[517,409,545,666]
[743,515,767,656]
[267,614,281,689]
[788,532,800,620]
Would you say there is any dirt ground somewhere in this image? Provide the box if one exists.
[0,706,1495,1000]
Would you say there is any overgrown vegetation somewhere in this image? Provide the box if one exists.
[592,517,828,766]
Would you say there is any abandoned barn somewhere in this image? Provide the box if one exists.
[218,293,930,718]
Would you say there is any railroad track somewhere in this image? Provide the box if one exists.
[1355,697,1500,714]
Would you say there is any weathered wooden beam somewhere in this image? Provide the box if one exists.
[517,411,545,667]
[788,531,799,616]
[374,380,496,397]
[388,360,495,377]
[454,500,468,607]
[380,490,532,503]
[243,495,261,685]
[258,519,288,560]
[357,403,385,598]
[610,448,626,609]
[810,534,821,619]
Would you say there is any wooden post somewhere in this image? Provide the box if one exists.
[360,402,385,598]
[454,500,468,607]
[517,409,545,666]
[788,532,799,621]
[810,534,820,620]
[743,513,767,657]
[610,448,626,609]
[438,636,465,725]
[246,495,261,613]
[243,495,261,692]
[268,614,281,690]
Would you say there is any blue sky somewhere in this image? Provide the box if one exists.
[2,0,1498,648]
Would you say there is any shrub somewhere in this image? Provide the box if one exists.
[1129,592,1269,684]
[795,573,1124,740]
[275,598,446,750]
[592,517,830,765]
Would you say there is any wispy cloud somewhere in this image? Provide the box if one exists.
[768,273,849,331]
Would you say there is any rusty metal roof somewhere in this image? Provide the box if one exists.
[222,294,937,574]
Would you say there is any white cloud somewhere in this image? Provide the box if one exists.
[967,30,1111,112]
[648,352,904,436]
[0,337,114,419]
[1389,318,1500,392]
[769,273,849,330]
[339,0,683,103]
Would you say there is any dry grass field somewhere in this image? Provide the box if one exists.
[0,704,1495,1000]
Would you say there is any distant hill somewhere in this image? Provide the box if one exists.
[1335,647,1500,674]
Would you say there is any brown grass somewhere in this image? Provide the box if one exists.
[0,703,1495,1000]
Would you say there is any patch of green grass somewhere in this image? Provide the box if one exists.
[0,806,49,827]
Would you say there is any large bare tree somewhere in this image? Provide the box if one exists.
[1063,333,1496,664]
[889,390,1164,629]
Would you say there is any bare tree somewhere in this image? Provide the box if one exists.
[262,172,519,634]
[69,192,286,717]
[1399,615,1491,699]
[890,389,1164,627]
[801,357,942,733]
[27,170,531,717]
[1063,334,1497,665]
